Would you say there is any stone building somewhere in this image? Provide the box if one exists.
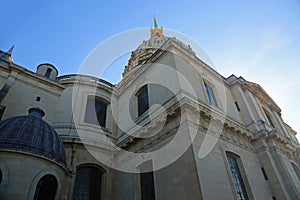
[0,18,300,200]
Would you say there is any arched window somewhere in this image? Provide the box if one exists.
[84,96,107,127]
[33,174,58,200]
[45,68,52,78]
[226,152,248,200]
[73,166,103,200]
[136,85,149,117]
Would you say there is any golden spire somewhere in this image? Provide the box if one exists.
[150,15,164,38]
[153,15,158,28]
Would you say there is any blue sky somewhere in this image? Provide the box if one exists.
[1,0,300,135]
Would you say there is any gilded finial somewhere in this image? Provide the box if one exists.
[150,15,164,38]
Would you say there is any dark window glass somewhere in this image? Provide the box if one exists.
[264,110,275,128]
[0,105,5,120]
[235,101,241,112]
[45,68,52,78]
[0,169,2,184]
[204,82,217,107]
[84,96,107,127]
[261,167,268,180]
[137,86,149,116]
[227,154,248,200]
[33,174,58,200]
[73,167,103,200]
[140,171,155,200]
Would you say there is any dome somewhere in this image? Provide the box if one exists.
[122,17,170,77]
[0,108,66,164]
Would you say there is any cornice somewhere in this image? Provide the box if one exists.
[243,82,281,113]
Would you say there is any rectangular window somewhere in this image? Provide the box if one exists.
[84,96,107,127]
[0,105,5,120]
[44,68,52,78]
[138,160,155,200]
[140,171,155,200]
[264,110,275,128]
[227,154,248,200]
[235,101,241,112]
[261,167,268,180]
[137,85,149,117]
[204,82,217,107]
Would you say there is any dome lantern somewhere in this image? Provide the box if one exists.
[123,16,169,77]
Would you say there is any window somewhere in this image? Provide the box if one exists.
[73,166,103,200]
[0,105,5,120]
[84,96,107,127]
[235,101,241,112]
[226,153,248,200]
[33,174,58,200]
[140,171,155,200]
[204,82,217,107]
[264,110,275,128]
[0,169,2,184]
[45,68,52,78]
[137,85,149,117]
[138,161,155,200]
[261,167,268,180]
[292,163,300,180]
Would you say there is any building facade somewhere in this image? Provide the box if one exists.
[0,19,300,200]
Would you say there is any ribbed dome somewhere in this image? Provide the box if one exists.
[122,17,169,77]
[0,108,66,164]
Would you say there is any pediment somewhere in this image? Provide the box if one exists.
[246,81,281,112]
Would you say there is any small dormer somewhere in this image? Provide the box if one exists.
[36,63,58,80]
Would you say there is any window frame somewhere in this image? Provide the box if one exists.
[33,174,58,200]
[44,68,52,78]
[72,165,105,200]
[203,81,218,107]
[136,85,149,117]
[84,95,108,128]
[136,160,156,200]
[225,152,250,200]
[263,109,275,129]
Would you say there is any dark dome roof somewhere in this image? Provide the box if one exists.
[0,108,66,164]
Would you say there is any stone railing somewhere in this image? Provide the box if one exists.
[57,74,114,90]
